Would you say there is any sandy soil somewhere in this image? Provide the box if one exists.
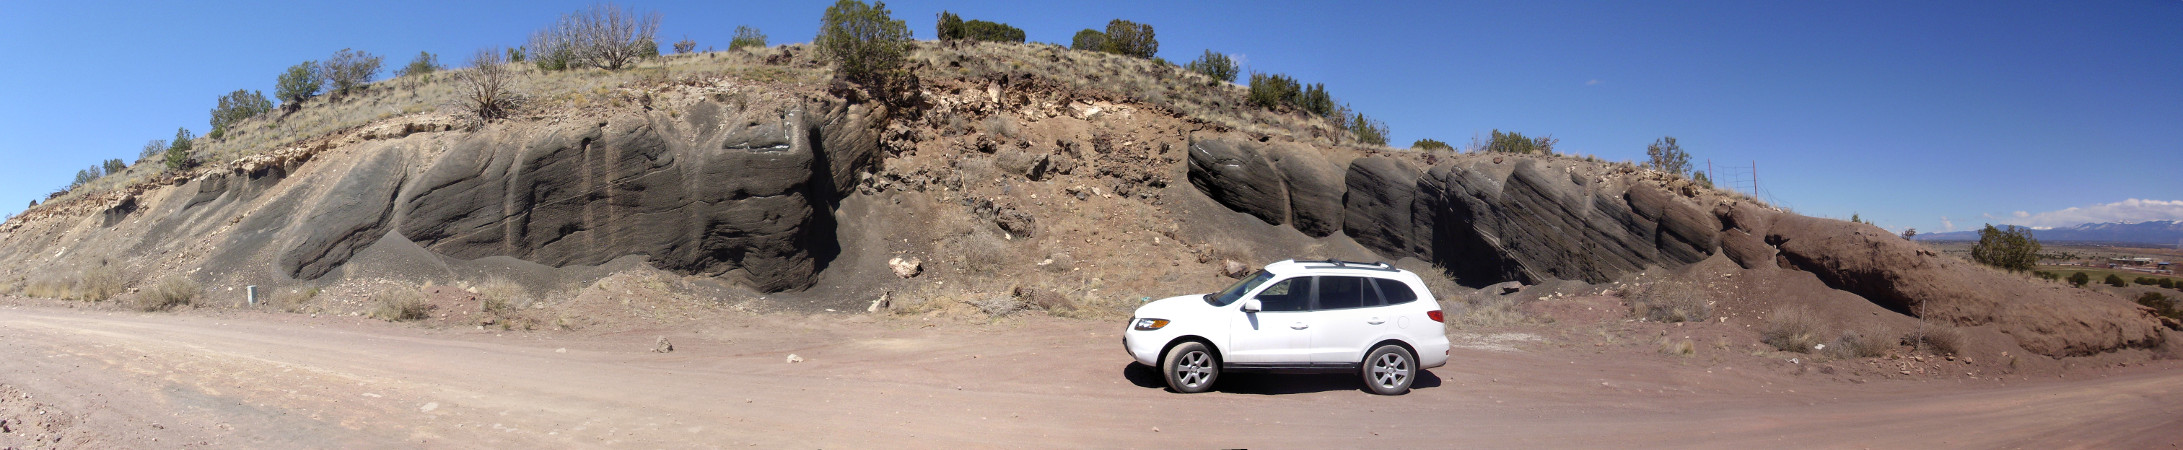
[2,299,2180,448]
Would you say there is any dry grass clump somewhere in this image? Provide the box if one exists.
[270,286,320,313]
[370,288,434,321]
[1658,337,1696,356]
[24,275,74,300]
[1451,295,1531,328]
[1763,306,1827,353]
[1625,279,1710,323]
[132,277,200,312]
[1828,330,1891,358]
[75,265,126,302]
[1903,323,1965,356]
[476,277,528,316]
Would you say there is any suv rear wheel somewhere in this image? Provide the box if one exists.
[1162,341,1219,393]
[1363,344,1415,395]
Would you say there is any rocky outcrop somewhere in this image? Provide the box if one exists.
[1766,215,2164,357]
[1342,157,1424,258]
[1266,142,1344,237]
[1186,136,1288,226]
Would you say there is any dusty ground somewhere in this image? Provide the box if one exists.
[3,297,2179,448]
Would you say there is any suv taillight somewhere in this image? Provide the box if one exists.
[1427,310,1445,323]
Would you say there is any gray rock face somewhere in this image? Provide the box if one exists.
[1267,142,1344,237]
[1186,135,1288,226]
[1342,157,1424,258]
[268,96,880,292]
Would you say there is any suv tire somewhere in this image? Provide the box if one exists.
[1363,344,1415,395]
[1162,341,1219,393]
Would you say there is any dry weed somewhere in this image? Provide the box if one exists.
[1763,306,1826,353]
[75,265,125,302]
[1904,322,1965,356]
[1829,330,1891,358]
[1658,337,1696,356]
[132,277,200,312]
[370,288,433,321]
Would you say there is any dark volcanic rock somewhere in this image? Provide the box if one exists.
[391,99,861,292]
[1186,134,1288,226]
[1267,142,1344,237]
[1342,157,1423,258]
[281,146,408,279]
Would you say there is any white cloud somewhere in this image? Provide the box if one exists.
[1939,216,1954,232]
[1988,199,2183,228]
[1585,79,1601,86]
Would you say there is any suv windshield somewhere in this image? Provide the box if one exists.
[1205,270,1273,306]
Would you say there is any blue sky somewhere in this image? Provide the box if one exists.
[3,1,2179,234]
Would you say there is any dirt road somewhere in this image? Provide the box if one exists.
[2,302,2179,448]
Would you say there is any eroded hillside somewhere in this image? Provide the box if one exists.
[0,41,2172,369]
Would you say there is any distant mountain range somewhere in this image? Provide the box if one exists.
[1915,220,2183,246]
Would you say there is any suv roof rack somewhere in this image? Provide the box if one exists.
[1293,259,1398,272]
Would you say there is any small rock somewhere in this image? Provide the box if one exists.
[556,348,568,353]
[889,257,923,278]
[1220,259,1250,278]
[868,292,892,312]
[653,336,674,353]
[786,354,805,364]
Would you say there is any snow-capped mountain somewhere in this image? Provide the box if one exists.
[1915,220,2183,246]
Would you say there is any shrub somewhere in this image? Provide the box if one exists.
[1348,112,1389,146]
[1763,306,1825,353]
[1070,29,1106,52]
[938,16,1025,43]
[1184,50,1237,83]
[1904,324,1964,356]
[729,25,768,51]
[2069,271,2089,287]
[2137,292,2180,322]
[455,48,515,120]
[1645,136,1691,176]
[1969,224,2040,272]
[506,47,527,64]
[477,277,527,316]
[1829,330,1891,358]
[2105,274,2127,287]
[2133,277,2157,286]
[133,277,200,311]
[936,11,962,40]
[528,28,575,71]
[1101,19,1157,58]
[551,3,661,71]
[815,0,911,84]
[1485,129,1556,154]
[102,159,125,176]
[1246,72,1301,110]
[370,289,433,321]
[165,127,195,171]
[208,89,272,139]
[1902,228,1917,240]
[672,37,696,54]
[70,166,98,189]
[320,48,384,96]
[2162,278,2175,289]
[1413,139,1453,152]
[75,265,124,302]
[1627,280,1711,323]
[139,139,167,162]
[274,60,323,105]
[1692,171,1714,188]
[395,51,439,79]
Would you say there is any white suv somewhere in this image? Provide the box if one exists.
[1124,259,1451,395]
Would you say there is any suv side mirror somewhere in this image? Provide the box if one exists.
[1239,299,1262,312]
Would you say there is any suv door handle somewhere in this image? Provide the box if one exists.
[1367,318,1385,325]
[1290,323,1309,330]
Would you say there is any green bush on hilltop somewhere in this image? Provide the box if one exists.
[936,11,1024,43]
[729,26,768,51]
[2069,271,2090,287]
[101,159,125,176]
[1070,29,1106,52]
[1413,139,1453,151]
[816,0,911,83]
[1645,136,1691,175]
[1969,224,2040,272]
[208,89,272,140]
[396,51,439,78]
[321,48,385,97]
[1484,129,1557,155]
[275,61,323,105]
[1101,19,1157,58]
[165,128,194,171]
[1185,50,1238,83]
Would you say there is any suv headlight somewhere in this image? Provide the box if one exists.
[1132,318,1170,331]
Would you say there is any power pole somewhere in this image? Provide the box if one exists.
[1751,160,1758,196]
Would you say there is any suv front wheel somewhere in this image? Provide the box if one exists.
[1363,344,1415,395]
[1162,341,1220,393]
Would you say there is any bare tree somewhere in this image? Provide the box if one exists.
[569,3,660,70]
[456,48,515,120]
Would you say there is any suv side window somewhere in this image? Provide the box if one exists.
[1315,276,1370,310]
[1374,278,1419,305]
[1253,277,1312,312]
